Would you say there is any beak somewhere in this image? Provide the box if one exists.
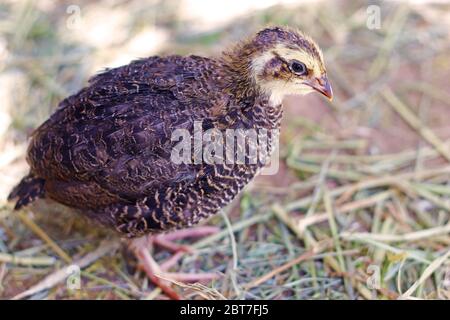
[305,75,333,101]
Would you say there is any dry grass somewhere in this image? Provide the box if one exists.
[0,0,449,300]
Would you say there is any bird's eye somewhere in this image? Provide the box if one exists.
[289,60,307,76]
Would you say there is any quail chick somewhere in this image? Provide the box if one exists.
[9,26,332,299]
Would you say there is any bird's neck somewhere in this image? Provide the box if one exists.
[219,42,287,107]
[218,49,283,130]
[219,42,264,102]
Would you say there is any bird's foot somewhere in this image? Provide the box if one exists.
[130,226,220,300]
[152,226,219,254]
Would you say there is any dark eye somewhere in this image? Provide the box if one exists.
[289,60,307,75]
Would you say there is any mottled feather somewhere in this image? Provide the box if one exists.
[9,26,328,238]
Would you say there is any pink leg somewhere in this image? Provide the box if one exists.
[152,226,220,253]
[130,226,220,299]
[133,243,181,300]
[160,251,185,271]
[152,237,192,253]
[157,226,220,241]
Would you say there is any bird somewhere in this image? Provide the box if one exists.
[8,26,332,299]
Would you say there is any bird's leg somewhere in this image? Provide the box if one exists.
[130,226,220,299]
[149,226,220,273]
[159,251,185,271]
[132,240,181,300]
[152,226,219,254]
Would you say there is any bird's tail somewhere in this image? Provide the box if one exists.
[8,174,46,210]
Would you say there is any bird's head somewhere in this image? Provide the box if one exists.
[224,26,332,104]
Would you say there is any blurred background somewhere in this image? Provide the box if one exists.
[0,0,449,299]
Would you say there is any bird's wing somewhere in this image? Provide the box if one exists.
[28,55,230,201]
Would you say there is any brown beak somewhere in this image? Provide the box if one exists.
[305,75,333,101]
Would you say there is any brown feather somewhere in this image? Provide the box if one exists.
[9,26,324,238]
